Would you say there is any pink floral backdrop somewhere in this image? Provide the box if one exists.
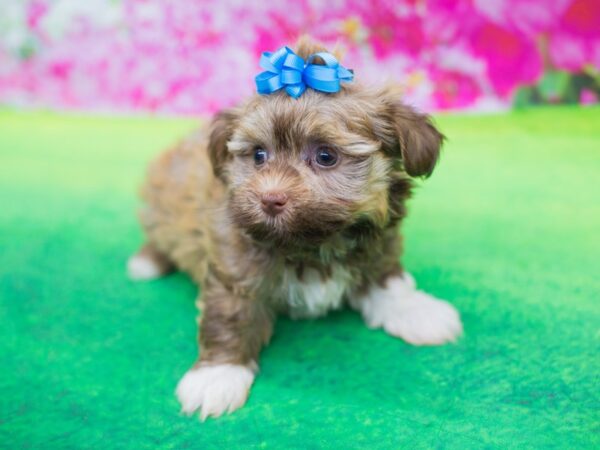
[1,0,599,115]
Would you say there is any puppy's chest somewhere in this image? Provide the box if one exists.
[277,264,352,319]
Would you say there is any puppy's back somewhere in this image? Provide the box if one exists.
[138,128,224,282]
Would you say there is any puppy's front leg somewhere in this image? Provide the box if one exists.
[352,273,463,346]
[176,278,273,420]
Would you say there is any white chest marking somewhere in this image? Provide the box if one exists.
[282,265,351,319]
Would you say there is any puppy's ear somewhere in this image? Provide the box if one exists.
[208,109,238,178]
[375,88,445,178]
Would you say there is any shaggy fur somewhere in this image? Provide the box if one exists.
[129,36,463,420]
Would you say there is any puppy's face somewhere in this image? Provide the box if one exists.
[209,48,443,247]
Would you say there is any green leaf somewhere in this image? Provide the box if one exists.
[537,71,570,101]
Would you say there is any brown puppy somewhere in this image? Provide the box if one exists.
[128,37,462,420]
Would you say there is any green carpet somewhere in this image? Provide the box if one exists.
[1,107,598,449]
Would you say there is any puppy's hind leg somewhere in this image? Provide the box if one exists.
[127,243,174,281]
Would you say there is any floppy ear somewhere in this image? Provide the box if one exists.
[208,109,238,179]
[376,89,445,177]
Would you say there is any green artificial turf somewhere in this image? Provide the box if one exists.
[1,107,599,449]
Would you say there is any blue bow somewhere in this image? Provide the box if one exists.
[255,46,354,98]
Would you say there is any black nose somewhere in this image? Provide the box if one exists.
[261,192,288,216]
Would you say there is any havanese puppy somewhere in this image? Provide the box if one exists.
[128,36,462,421]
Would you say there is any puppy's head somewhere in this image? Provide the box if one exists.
[209,37,444,247]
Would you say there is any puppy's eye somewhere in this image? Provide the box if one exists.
[314,147,338,167]
[253,148,268,166]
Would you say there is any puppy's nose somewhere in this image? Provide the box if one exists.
[260,192,288,216]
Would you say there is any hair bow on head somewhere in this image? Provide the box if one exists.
[255,46,354,98]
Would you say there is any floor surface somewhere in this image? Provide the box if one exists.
[1,107,598,449]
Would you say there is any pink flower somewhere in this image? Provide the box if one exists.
[0,0,595,114]
[26,0,48,32]
[429,68,482,109]
[549,0,600,71]
[474,0,600,72]
[580,88,598,105]
[473,0,571,36]
[470,22,542,97]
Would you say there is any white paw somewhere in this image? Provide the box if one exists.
[175,364,255,421]
[379,290,463,345]
[358,274,463,346]
[127,254,162,280]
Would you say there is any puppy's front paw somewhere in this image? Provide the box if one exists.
[359,275,463,346]
[381,291,463,345]
[175,364,255,421]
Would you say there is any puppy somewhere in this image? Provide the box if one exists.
[128,37,462,421]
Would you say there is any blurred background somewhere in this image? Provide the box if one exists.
[1,1,599,449]
[1,0,599,115]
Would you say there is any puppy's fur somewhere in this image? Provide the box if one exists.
[128,37,462,421]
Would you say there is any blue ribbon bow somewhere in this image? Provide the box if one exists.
[255,46,354,98]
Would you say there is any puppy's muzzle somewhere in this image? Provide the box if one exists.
[260,191,288,217]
